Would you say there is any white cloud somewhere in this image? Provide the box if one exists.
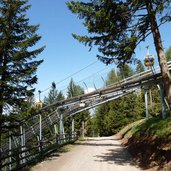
[84,87,95,94]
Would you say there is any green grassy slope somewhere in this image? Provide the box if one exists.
[119,117,171,170]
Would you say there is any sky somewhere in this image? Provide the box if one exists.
[27,0,171,100]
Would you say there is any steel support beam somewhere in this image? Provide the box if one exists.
[144,88,149,119]
[39,114,42,152]
[60,112,63,144]
[158,84,166,118]
[72,115,74,139]
[82,121,85,138]
[9,132,12,171]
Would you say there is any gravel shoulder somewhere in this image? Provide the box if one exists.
[30,136,140,171]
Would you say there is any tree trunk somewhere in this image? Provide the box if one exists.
[145,0,171,115]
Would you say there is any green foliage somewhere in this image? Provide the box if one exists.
[93,93,143,136]
[132,116,171,139]
[118,64,134,79]
[67,0,171,66]
[135,61,145,74]
[0,0,45,117]
[65,79,92,135]
[67,78,84,98]
[92,65,146,136]
[44,82,64,105]
[106,69,118,86]
[166,46,171,61]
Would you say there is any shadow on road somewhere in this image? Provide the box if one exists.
[74,142,121,147]
[77,137,137,167]
[94,146,136,166]
[84,138,117,141]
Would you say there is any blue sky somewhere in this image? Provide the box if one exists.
[27,0,171,99]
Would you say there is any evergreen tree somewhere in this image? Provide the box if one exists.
[67,0,171,114]
[0,0,44,115]
[106,69,118,86]
[65,78,91,135]
[44,82,64,105]
[166,46,171,62]
[67,78,84,98]
[136,61,145,74]
[0,0,44,164]
[92,65,145,136]
[118,64,134,79]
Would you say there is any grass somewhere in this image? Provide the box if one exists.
[118,117,171,170]
[131,116,171,139]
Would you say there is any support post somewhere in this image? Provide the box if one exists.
[158,84,166,118]
[9,132,12,171]
[82,121,85,138]
[39,114,42,153]
[149,89,153,109]
[20,126,25,164]
[60,112,63,144]
[72,115,74,140]
[23,127,26,164]
[144,88,149,119]
[54,124,58,144]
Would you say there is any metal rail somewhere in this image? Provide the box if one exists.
[1,61,171,170]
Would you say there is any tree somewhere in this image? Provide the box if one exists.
[93,65,144,136]
[67,78,84,98]
[106,69,118,86]
[166,46,171,61]
[118,64,134,79]
[0,0,45,161]
[136,60,145,74]
[44,82,64,105]
[65,79,90,135]
[67,0,171,114]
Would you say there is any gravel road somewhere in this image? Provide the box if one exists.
[30,136,140,171]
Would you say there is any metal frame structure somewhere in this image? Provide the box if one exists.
[1,61,171,170]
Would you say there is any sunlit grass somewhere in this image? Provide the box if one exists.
[131,117,171,138]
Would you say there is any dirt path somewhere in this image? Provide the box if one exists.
[30,136,140,171]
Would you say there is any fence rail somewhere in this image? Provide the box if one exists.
[1,133,78,171]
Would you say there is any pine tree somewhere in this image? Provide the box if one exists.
[44,82,64,105]
[136,61,145,74]
[67,78,84,98]
[106,69,118,86]
[166,46,171,62]
[65,78,90,135]
[118,64,134,79]
[92,65,145,136]
[67,0,171,114]
[0,0,45,161]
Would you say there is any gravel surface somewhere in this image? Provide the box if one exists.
[30,136,140,171]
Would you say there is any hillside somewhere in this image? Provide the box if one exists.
[117,117,171,170]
